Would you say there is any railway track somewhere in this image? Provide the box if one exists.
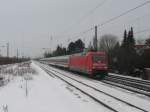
[48,62,150,97]
[40,61,150,97]
[37,62,150,112]
[108,74,150,85]
[102,74,150,97]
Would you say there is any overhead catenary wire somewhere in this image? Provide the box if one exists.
[98,0,150,27]
[99,12,150,33]
[128,12,150,23]
[135,28,150,34]
[67,0,150,41]
[60,0,108,35]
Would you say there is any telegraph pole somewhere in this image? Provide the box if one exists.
[93,25,98,51]
[6,43,9,57]
[50,35,53,53]
[17,49,19,59]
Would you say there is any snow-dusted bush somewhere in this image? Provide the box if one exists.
[0,62,37,78]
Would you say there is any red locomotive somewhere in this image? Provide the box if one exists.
[40,51,108,78]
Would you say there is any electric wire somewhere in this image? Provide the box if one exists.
[67,0,150,41]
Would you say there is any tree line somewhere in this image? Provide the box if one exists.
[44,39,85,57]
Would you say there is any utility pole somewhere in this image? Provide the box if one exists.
[0,45,6,57]
[6,43,9,57]
[26,78,28,97]
[93,26,98,51]
[17,49,19,59]
[50,35,53,53]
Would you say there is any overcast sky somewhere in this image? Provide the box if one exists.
[0,0,150,57]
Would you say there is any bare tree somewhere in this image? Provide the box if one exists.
[93,36,97,51]
[136,39,145,45]
[88,41,93,51]
[99,34,118,53]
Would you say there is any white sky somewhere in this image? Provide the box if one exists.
[0,0,150,57]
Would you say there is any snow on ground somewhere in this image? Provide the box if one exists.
[40,63,150,111]
[0,62,111,112]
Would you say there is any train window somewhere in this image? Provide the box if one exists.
[92,55,105,62]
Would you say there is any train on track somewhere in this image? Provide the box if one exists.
[40,51,108,78]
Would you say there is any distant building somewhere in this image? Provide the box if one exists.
[135,44,150,55]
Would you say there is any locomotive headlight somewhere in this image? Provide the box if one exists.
[93,63,99,66]
[92,66,96,69]
[93,65,101,69]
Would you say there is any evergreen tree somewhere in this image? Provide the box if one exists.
[52,45,67,56]
[62,47,67,55]
[44,52,52,58]
[118,27,138,75]
[75,39,85,51]
[129,27,135,46]
[127,30,131,46]
[67,39,85,54]
[67,42,76,54]
[122,30,127,47]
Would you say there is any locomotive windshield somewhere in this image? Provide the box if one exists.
[93,55,105,62]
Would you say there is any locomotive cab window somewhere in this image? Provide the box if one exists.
[92,55,105,62]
